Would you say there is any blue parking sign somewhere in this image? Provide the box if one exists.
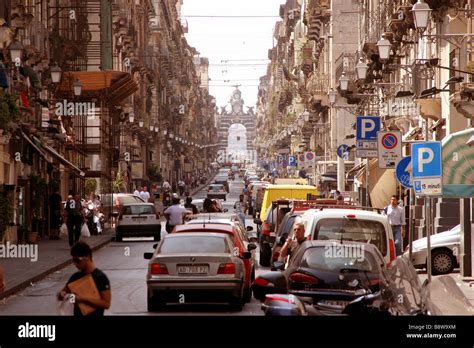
[356,116,381,141]
[411,142,442,178]
[288,155,297,167]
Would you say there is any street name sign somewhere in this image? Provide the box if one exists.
[356,116,380,158]
[377,131,402,168]
[411,142,442,196]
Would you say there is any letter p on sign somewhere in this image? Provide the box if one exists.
[361,119,375,139]
[418,148,434,172]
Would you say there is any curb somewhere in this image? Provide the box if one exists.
[0,234,113,301]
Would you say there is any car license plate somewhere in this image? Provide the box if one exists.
[132,216,146,221]
[177,265,208,274]
[318,300,348,309]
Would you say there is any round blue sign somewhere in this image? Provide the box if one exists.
[396,156,412,188]
[337,144,349,159]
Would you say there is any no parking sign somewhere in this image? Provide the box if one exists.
[377,131,401,168]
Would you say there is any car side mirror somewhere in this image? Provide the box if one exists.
[273,261,285,271]
[242,251,252,259]
[247,243,257,251]
[144,252,154,260]
[246,226,254,231]
[153,243,158,249]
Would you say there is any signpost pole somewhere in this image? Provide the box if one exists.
[426,197,432,282]
[408,188,414,260]
[366,158,369,206]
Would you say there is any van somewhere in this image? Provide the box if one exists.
[258,185,318,221]
[299,208,396,265]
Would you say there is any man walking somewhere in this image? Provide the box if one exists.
[65,193,84,247]
[57,242,111,317]
[49,189,63,240]
[140,186,150,203]
[384,195,406,256]
[178,179,186,196]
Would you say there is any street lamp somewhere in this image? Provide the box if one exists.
[411,0,432,32]
[377,34,391,60]
[328,89,338,104]
[8,41,23,63]
[139,121,144,128]
[163,129,167,136]
[129,111,135,123]
[149,124,154,131]
[155,126,159,133]
[73,79,82,96]
[339,72,350,91]
[50,64,62,83]
[356,57,368,80]
[298,117,304,127]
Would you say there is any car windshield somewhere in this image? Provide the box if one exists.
[300,246,379,272]
[122,205,155,215]
[315,218,387,255]
[160,236,229,254]
[210,185,223,191]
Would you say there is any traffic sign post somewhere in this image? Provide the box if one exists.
[395,156,412,188]
[377,131,402,169]
[356,116,381,158]
[411,142,442,196]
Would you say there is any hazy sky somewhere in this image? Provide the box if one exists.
[181,0,284,110]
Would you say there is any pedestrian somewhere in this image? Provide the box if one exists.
[184,197,198,215]
[163,195,192,233]
[133,186,141,196]
[140,186,150,202]
[162,179,171,192]
[336,195,344,205]
[57,242,111,317]
[49,189,63,240]
[178,179,186,196]
[0,265,5,294]
[210,200,223,212]
[65,193,85,247]
[234,194,248,227]
[203,198,213,212]
[279,223,306,265]
[383,195,406,256]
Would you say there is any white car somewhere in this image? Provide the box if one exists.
[299,208,396,266]
[404,224,473,275]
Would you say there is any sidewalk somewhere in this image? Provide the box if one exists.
[427,273,474,314]
[0,180,211,301]
[0,230,114,300]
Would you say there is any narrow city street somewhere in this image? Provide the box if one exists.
[0,177,267,316]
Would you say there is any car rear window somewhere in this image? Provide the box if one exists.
[209,185,224,190]
[160,236,229,254]
[300,246,379,272]
[314,219,387,255]
[122,205,155,215]
[120,196,144,205]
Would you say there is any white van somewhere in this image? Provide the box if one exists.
[299,208,396,265]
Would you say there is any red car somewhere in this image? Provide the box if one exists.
[172,223,257,303]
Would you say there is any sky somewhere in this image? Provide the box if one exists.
[181,0,284,110]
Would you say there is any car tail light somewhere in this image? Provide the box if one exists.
[150,263,168,275]
[265,294,294,303]
[387,239,396,268]
[253,278,272,287]
[289,272,319,284]
[369,278,381,286]
[346,214,356,219]
[217,263,236,274]
[262,222,271,236]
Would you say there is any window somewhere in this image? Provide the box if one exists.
[160,236,229,254]
[300,247,379,273]
[122,205,155,215]
[314,218,387,255]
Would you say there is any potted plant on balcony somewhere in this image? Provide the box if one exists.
[0,91,20,133]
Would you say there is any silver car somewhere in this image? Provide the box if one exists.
[116,203,161,242]
[404,224,474,275]
[144,232,249,311]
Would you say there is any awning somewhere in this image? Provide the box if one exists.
[20,131,52,163]
[57,71,138,103]
[442,128,474,197]
[32,136,85,177]
[355,159,397,209]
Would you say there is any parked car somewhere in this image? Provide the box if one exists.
[207,184,227,201]
[173,223,257,303]
[144,232,248,311]
[101,193,145,222]
[300,207,396,265]
[404,223,474,275]
[253,240,388,312]
[115,203,161,242]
